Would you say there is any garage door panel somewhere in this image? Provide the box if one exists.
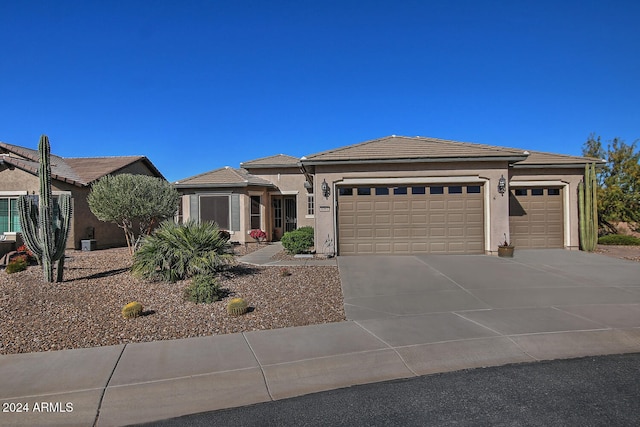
[447,200,465,210]
[339,184,485,255]
[509,188,563,249]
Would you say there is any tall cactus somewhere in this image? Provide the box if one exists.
[17,135,72,282]
[578,162,598,252]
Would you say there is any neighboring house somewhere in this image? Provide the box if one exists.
[177,135,600,255]
[0,141,165,250]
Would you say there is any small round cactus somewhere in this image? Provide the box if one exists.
[122,301,143,319]
[227,298,248,316]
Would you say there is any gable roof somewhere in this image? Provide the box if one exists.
[0,141,164,186]
[302,135,530,164]
[173,166,275,188]
[241,154,300,168]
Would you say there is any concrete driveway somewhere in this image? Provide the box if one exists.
[339,249,640,366]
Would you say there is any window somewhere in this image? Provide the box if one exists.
[357,187,371,196]
[430,186,444,195]
[467,185,481,194]
[548,188,560,196]
[307,194,315,215]
[0,197,22,234]
[515,189,528,196]
[200,195,230,229]
[411,186,426,195]
[394,187,408,195]
[273,198,282,228]
[448,186,463,194]
[375,187,389,195]
[250,195,261,229]
[531,188,544,196]
[339,188,353,196]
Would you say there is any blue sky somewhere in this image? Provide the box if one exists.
[1,0,638,182]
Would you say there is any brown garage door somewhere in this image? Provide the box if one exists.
[337,184,484,255]
[509,187,564,248]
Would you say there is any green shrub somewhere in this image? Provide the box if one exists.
[183,274,224,304]
[281,226,314,254]
[132,220,233,282]
[598,234,640,246]
[5,258,27,274]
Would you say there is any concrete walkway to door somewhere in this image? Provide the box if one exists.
[338,249,640,373]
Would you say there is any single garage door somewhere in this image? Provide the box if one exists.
[337,184,484,255]
[509,187,564,248]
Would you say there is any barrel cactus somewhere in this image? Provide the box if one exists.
[227,298,248,316]
[122,301,144,319]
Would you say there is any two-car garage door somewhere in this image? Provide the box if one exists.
[338,184,484,255]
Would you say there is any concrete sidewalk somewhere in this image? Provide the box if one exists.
[237,241,337,266]
[1,248,640,426]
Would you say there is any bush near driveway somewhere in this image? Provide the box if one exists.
[281,226,314,254]
[132,220,233,282]
[598,234,640,246]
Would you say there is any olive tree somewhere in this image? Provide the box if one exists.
[88,174,180,253]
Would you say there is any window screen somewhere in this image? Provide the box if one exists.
[200,196,230,229]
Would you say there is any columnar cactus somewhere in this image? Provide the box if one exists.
[578,162,598,252]
[17,135,72,282]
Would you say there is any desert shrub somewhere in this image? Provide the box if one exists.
[5,257,27,274]
[281,226,314,254]
[132,220,233,282]
[183,274,224,304]
[122,301,143,319]
[598,234,640,246]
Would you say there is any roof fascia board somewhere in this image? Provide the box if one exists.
[302,156,527,166]
[511,163,597,169]
[174,183,276,189]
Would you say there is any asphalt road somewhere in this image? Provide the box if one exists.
[138,353,640,426]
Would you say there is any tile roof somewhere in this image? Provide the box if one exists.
[173,167,275,188]
[241,154,300,168]
[0,141,163,186]
[513,150,604,167]
[302,135,530,164]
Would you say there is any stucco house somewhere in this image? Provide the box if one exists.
[175,135,599,255]
[0,141,165,251]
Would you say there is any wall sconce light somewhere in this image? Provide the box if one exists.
[321,179,330,198]
[497,175,507,196]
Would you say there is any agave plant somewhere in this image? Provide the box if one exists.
[132,220,233,282]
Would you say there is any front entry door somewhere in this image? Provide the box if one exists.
[272,196,297,240]
[284,196,297,233]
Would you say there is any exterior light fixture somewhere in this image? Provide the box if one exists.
[497,175,507,196]
[321,179,330,198]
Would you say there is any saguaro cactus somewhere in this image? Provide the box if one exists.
[17,135,72,282]
[578,162,598,252]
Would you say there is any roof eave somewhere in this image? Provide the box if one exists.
[511,162,603,169]
[301,155,528,166]
[241,163,301,169]
[173,182,276,189]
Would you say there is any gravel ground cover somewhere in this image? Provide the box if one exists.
[0,248,345,355]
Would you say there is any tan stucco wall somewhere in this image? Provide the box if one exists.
[247,167,315,231]
[1,161,164,250]
[509,167,584,250]
[310,161,514,255]
[178,188,260,245]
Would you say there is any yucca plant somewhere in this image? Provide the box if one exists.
[132,220,233,282]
